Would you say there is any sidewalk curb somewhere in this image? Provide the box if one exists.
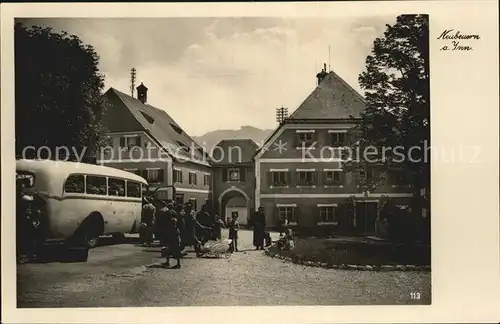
[264,249,431,272]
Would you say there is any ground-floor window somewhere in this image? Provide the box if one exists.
[319,206,336,222]
[278,206,295,223]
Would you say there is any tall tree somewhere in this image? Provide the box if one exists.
[15,22,108,159]
[345,15,430,209]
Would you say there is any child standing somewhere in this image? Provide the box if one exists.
[227,216,240,252]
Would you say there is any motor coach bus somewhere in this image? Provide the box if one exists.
[16,159,148,248]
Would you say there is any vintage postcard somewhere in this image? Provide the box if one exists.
[1,1,499,323]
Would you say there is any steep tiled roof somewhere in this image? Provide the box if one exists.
[255,70,365,157]
[105,88,210,165]
[289,71,366,120]
[211,139,257,164]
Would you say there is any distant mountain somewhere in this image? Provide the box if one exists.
[193,126,273,151]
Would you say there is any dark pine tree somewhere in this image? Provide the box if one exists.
[345,15,430,239]
[15,22,108,160]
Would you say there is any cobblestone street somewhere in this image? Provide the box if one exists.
[17,230,431,307]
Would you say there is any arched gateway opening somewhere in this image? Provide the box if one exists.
[218,187,250,226]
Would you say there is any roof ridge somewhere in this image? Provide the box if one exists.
[105,87,211,164]
[328,70,366,104]
[109,88,149,132]
[288,87,318,119]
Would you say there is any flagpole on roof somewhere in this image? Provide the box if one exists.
[328,45,331,72]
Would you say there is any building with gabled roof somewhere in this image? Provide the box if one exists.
[254,64,413,236]
[211,139,258,226]
[98,83,212,210]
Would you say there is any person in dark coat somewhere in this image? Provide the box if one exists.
[140,198,156,246]
[196,203,211,227]
[184,203,211,257]
[177,206,187,253]
[155,202,171,248]
[252,206,266,250]
[182,202,195,247]
[163,206,182,269]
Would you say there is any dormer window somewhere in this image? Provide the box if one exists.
[139,110,154,124]
[170,123,183,134]
[176,140,191,153]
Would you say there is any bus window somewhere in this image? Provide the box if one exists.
[16,171,35,189]
[126,181,142,198]
[86,175,107,195]
[64,174,85,193]
[108,177,126,197]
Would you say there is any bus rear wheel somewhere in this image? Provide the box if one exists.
[87,237,99,248]
[112,233,126,243]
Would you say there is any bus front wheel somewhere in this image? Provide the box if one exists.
[71,214,104,249]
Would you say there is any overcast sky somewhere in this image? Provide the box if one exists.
[19,17,393,136]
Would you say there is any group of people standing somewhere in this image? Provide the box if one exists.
[140,199,272,269]
[140,198,227,268]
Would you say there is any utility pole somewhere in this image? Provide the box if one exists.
[276,106,289,124]
[130,68,137,98]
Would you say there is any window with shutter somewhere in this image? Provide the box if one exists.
[310,132,317,145]
[188,172,197,185]
[158,169,165,183]
[141,170,147,180]
[324,171,342,185]
[267,171,273,187]
[319,206,336,222]
[120,137,126,148]
[278,207,296,223]
[330,133,346,147]
[174,169,183,183]
[298,171,315,186]
[222,169,228,182]
[136,136,142,148]
[239,167,246,182]
[271,171,288,187]
[146,169,162,184]
[293,134,300,148]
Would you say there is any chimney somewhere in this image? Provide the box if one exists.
[136,82,148,104]
[316,63,328,85]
